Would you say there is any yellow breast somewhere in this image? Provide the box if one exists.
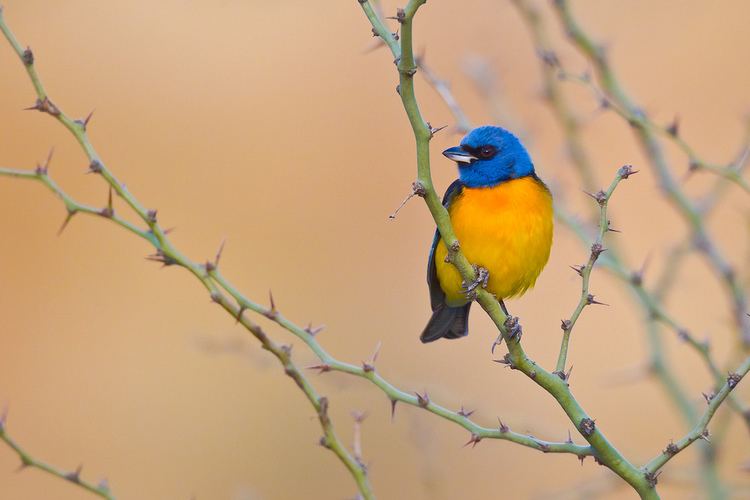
[434,176,553,306]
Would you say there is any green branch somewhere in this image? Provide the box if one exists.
[357,2,660,498]
[510,0,597,193]
[556,168,631,374]
[0,413,114,499]
[552,0,750,346]
[0,8,373,499]
[644,356,750,474]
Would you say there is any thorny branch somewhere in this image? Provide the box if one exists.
[0,411,114,499]
[0,5,598,499]
[552,0,750,348]
[0,2,747,500]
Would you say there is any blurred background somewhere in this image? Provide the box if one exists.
[0,0,749,498]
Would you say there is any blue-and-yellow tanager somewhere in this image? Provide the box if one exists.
[421,126,553,343]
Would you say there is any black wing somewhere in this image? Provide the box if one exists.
[426,180,464,311]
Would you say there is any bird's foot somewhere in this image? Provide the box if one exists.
[504,315,522,341]
[490,316,522,353]
[490,333,504,354]
[462,266,489,300]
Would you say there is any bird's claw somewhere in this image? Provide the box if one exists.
[504,315,523,341]
[490,334,504,354]
[462,266,489,300]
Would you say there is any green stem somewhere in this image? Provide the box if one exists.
[0,419,114,499]
[358,2,657,498]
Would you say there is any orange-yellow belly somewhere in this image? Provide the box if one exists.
[435,176,553,306]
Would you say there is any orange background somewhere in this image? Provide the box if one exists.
[1,1,749,499]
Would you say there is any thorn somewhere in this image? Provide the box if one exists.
[458,405,474,418]
[569,264,585,277]
[57,210,77,236]
[387,7,406,23]
[363,341,382,371]
[699,429,711,442]
[586,294,608,306]
[87,160,103,174]
[389,181,425,220]
[65,464,83,483]
[304,323,325,336]
[146,209,158,224]
[416,391,430,408]
[566,430,573,444]
[537,49,559,68]
[145,249,176,267]
[666,116,680,137]
[24,97,60,116]
[370,341,382,363]
[463,433,482,448]
[100,187,114,218]
[82,110,95,129]
[35,147,54,175]
[618,164,638,179]
[493,353,513,367]
[565,364,574,381]
[560,319,572,331]
[307,363,331,374]
[584,189,607,205]
[590,242,605,259]
[389,398,397,420]
[207,238,226,272]
[214,239,226,268]
[702,392,715,404]
[497,417,509,433]
[264,290,278,319]
[428,123,448,138]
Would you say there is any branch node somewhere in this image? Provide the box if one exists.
[578,417,596,437]
[21,47,33,65]
[618,164,638,179]
[88,160,103,174]
[463,433,482,448]
[304,323,325,336]
[64,464,83,484]
[497,417,509,433]
[727,372,742,389]
[664,441,679,456]
[416,391,430,408]
[457,405,474,418]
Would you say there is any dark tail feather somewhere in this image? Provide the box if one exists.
[420,303,472,343]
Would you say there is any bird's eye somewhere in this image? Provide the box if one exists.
[478,146,496,159]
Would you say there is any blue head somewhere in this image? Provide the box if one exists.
[442,126,535,187]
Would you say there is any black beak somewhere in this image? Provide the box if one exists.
[442,146,476,164]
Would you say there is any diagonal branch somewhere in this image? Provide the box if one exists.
[358,2,659,498]
[644,356,750,474]
[552,0,750,346]
[0,9,372,499]
[0,412,114,499]
[556,167,634,374]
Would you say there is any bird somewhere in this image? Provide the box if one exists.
[420,125,553,343]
